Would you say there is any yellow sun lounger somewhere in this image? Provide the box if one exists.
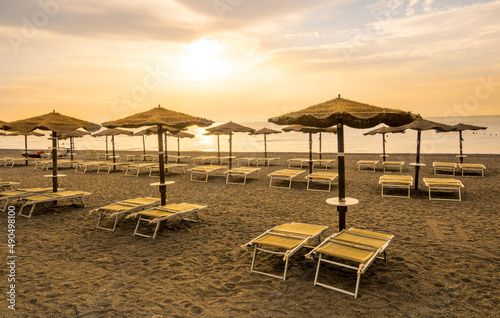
[288,158,314,168]
[18,190,92,218]
[433,162,457,175]
[75,161,109,173]
[224,167,261,184]
[357,160,379,172]
[189,165,227,182]
[96,161,129,174]
[191,156,217,165]
[125,163,156,176]
[423,178,465,201]
[128,203,208,239]
[89,197,162,231]
[167,155,191,163]
[379,175,414,198]
[0,187,54,212]
[253,157,280,167]
[0,181,21,191]
[305,172,339,192]
[382,161,405,173]
[148,163,188,177]
[241,222,329,280]
[306,228,394,298]
[268,169,306,189]
[313,159,336,169]
[458,163,486,177]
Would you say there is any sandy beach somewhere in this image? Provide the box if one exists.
[0,149,498,317]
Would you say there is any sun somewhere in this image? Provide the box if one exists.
[183,39,232,80]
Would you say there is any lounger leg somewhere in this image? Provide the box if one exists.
[152,221,162,239]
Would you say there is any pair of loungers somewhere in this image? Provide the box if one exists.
[378,175,464,201]
[91,197,207,239]
[237,157,280,167]
[242,223,393,298]
[357,160,406,172]
[268,169,338,191]
[433,162,486,177]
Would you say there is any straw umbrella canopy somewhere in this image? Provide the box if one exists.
[3,111,101,192]
[385,117,454,190]
[134,125,182,158]
[205,122,256,169]
[363,126,405,162]
[167,131,194,156]
[8,131,45,164]
[57,129,90,161]
[445,123,487,163]
[282,125,337,173]
[102,105,214,205]
[269,95,416,231]
[91,128,133,169]
[251,128,282,159]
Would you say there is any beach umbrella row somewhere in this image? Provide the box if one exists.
[92,128,133,170]
[167,131,194,156]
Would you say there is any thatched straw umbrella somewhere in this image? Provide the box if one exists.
[91,128,133,170]
[363,126,405,162]
[103,105,213,205]
[3,111,100,192]
[205,122,255,169]
[269,94,416,231]
[58,129,90,161]
[282,125,337,173]
[251,128,281,159]
[167,131,194,156]
[445,123,487,163]
[7,131,45,165]
[385,117,454,190]
[134,126,182,159]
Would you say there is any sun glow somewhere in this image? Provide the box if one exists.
[182,39,232,80]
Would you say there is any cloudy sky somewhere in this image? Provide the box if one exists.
[1,0,499,124]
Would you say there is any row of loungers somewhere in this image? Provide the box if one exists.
[357,160,486,176]
[379,175,465,201]
[242,222,394,298]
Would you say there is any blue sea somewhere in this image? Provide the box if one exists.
[1,115,499,155]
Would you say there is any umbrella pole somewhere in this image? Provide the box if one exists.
[24,135,28,165]
[158,124,167,205]
[70,137,74,161]
[112,135,116,171]
[264,134,268,159]
[142,135,146,155]
[217,135,220,163]
[337,119,347,231]
[308,132,313,174]
[414,131,422,191]
[105,136,109,157]
[164,132,168,162]
[229,132,233,169]
[177,137,180,157]
[382,133,386,161]
[319,132,322,160]
[51,131,58,194]
[459,131,464,163]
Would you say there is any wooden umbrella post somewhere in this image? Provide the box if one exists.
[414,130,422,191]
[177,137,181,157]
[319,132,322,160]
[459,131,464,163]
[264,134,268,159]
[157,124,167,205]
[51,131,58,193]
[382,133,386,162]
[337,118,347,231]
[112,135,116,171]
[229,132,233,170]
[308,131,313,174]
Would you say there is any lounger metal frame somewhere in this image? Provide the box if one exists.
[423,178,464,202]
[433,162,457,176]
[224,167,261,185]
[189,165,226,182]
[288,158,313,168]
[18,191,91,218]
[382,161,405,173]
[268,169,305,189]
[1,188,54,212]
[130,203,207,239]
[307,228,393,298]
[91,197,161,231]
[357,160,378,172]
[125,163,156,176]
[313,159,336,170]
[148,163,187,177]
[379,175,414,198]
[458,163,485,177]
[305,172,338,192]
[242,223,328,281]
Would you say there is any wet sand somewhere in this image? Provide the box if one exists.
[0,149,498,317]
